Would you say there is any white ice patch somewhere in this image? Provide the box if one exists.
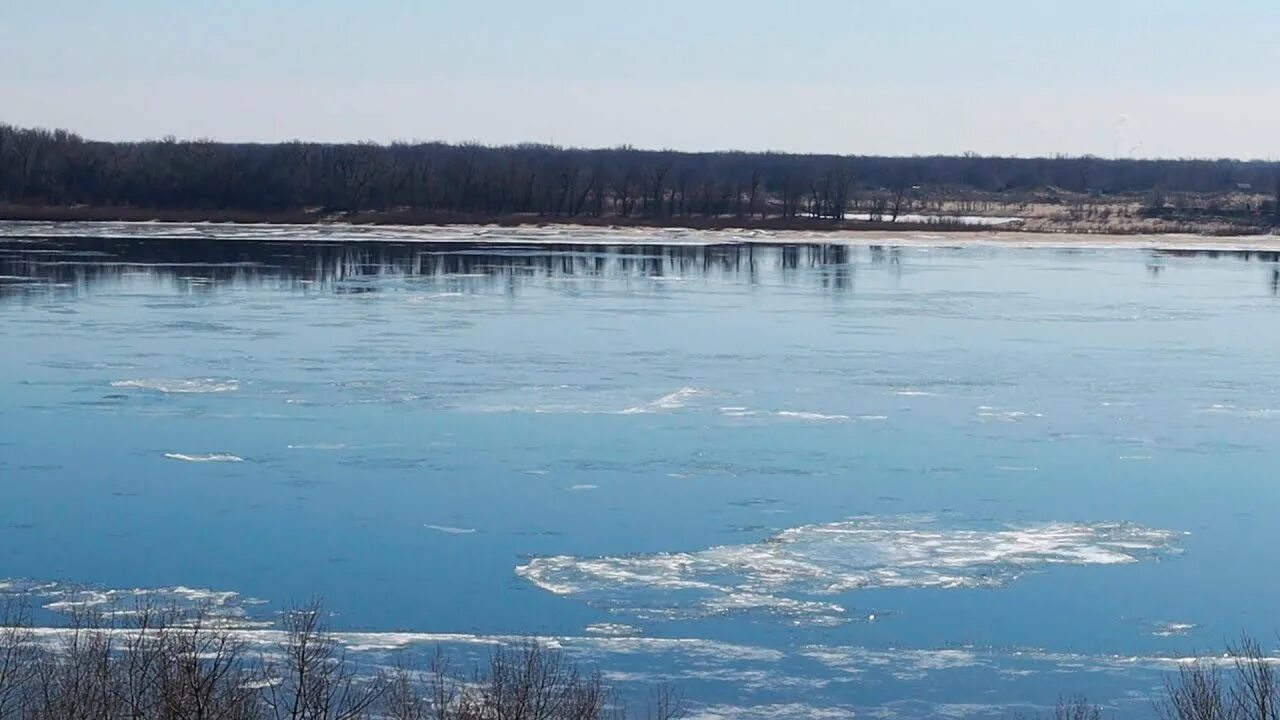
[775,411,851,422]
[565,484,599,491]
[719,406,870,422]
[687,703,859,720]
[516,516,1178,624]
[584,623,640,636]
[1153,622,1196,637]
[619,387,707,415]
[164,453,245,463]
[1199,404,1280,419]
[112,378,240,394]
[425,524,477,535]
[976,406,1043,422]
[1,579,265,627]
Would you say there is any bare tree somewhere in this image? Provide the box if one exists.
[263,600,386,720]
[0,597,37,719]
[1160,661,1231,720]
[1052,694,1102,720]
[641,685,684,720]
[1,596,683,720]
[1228,636,1279,720]
[28,608,123,720]
[157,610,261,720]
[478,641,607,720]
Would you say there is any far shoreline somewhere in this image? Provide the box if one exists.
[3,204,1279,252]
[0,204,1002,233]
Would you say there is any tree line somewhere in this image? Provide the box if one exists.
[1,123,1278,220]
[0,597,683,720]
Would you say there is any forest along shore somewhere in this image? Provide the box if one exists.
[3,122,1280,236]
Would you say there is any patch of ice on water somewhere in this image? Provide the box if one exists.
[976,406,1043,422]
[584,623,640,636]
[164,453,245,463]
[619,387,708,415]
[719,406,877,422]
[516,515,1179,624]
[895,389,939,397]
[112,378,239,394]
[686,703,858,720]
[321,631,786,663]
[425,524,477,535]
[565,484,599,491]
[776,411,851,422]
[1,578,266,626]
[1153,622,1196,637]
[287,443,350,450]
[471,386,710,416]
[1199,404,1280,419]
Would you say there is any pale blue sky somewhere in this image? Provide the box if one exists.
[3,0,1277,158]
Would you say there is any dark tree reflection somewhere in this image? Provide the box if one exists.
[0,236,870,302]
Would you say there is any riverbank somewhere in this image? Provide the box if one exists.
[0,204,995,233]
[3,216,1279,252]
[4,202,1277,238]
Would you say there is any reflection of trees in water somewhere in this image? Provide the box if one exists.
[7,239,1279,301]
[0,237,865,300]
[1153,249,1280,262]
[1149,248,1280,295]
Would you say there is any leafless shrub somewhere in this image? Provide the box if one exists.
[27,606,121,720]
[475,640,608,720]
[0,598,675,720]
[1160,660,1231,720]
[1228,636,1279,720]
[1053,694,1102,720]
[382,663,430,720]
[0,597,36,719]
[263,599,386,720]
[1157,635,1280,720]
[640,684,684,720]
[156,610,261,720]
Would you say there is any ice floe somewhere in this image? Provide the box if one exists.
[1199,404,1280,419]
[111,378,240,394]
[425,524,477,535]
[516,515,1179,623]
[1152,622,1196,637]
[164,453,245,463]
[976,406,1043,422]
[0,579,265,626]
[619,387,708,414]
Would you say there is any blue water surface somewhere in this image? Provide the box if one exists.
[2,224,1279,718]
